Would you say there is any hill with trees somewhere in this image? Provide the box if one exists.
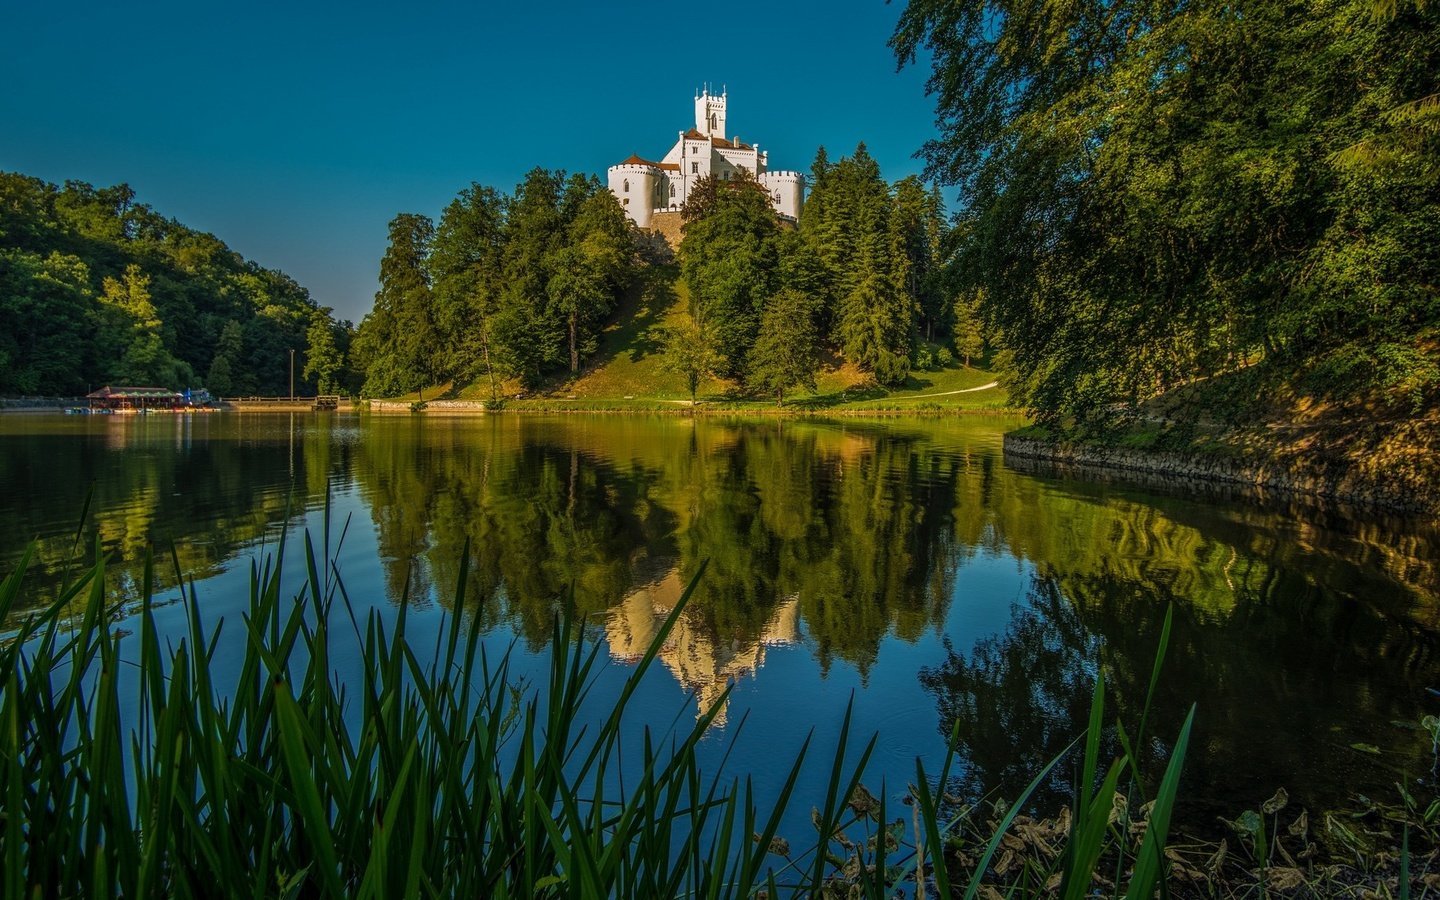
[0,172,353,397]
[356,149,987,407]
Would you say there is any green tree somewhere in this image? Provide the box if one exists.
[657,319,721,403]
[0,250,93,393]
[548,189,633,374]
[206,320,244,395]
[430,184,507,396]
[495,169,568,386]
[801,144,916,385]
[358,213,435,396]
[97,264,189,386]
[747,289,819,405]
[893,0,1440,420]
[680,175,781,377]
[954,288,985,367]
[304,307,344,394]
[1,172,330,396]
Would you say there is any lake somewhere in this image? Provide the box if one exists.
[2,411,1437,837]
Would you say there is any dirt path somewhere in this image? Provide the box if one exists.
[898,381,999,400]
[556,381,1002,405]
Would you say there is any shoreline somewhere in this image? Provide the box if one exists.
[363,397,1018,416]
[1004,431,1440,516]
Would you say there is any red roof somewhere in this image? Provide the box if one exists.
[681,129,751,150]
[618,154,680,172]
[87,385,181,399]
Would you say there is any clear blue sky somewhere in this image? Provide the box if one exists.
[1,0,940,323]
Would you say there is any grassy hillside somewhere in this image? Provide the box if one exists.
[400,264,1010,412]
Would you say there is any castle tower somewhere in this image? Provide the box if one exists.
[758,170,805,221]
[607,160,662,227]
[694,87,726,139]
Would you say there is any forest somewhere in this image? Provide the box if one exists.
[353,147,979,403]
[0,172,352,397]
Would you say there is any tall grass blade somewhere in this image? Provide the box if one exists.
[1124,704,1196,900]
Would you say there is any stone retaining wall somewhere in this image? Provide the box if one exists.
[367,400,488,414]
[227,400,356,412]
[1003,434,1436,515]
[649,211,684,249]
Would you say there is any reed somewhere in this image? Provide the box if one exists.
[0,518,1195,898]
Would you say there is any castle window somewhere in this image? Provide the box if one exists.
[691,162,698,174]
[670,184,676,197]
[723,171,730,180]
[623,179,629,192]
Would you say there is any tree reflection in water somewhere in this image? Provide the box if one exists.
[2,412,1438,829]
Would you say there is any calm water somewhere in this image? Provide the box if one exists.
[3,412,1438,834]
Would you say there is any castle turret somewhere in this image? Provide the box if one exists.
[758,170,805,221]
[694,87,726,139]
[608,157,662,227]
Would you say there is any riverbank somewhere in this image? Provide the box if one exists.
[366,365,1011,415]
[1005,408,1440,515]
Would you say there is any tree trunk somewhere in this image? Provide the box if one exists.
[482,325,498,403]
[569,312,578,374]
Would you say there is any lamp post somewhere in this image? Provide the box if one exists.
[289,349,295,401]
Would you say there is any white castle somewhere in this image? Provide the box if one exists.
[607,87,805,228]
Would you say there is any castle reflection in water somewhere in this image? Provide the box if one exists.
[606,564,800,726]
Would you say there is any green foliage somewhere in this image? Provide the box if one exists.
[679,174,782,377]
[800,145,934,386]
[356,213,436,397]
[304,307,345,394]
[205,320,244,396]
[96,264,191,387]
[429,182,506,394]
[953,289,985,367]
[355,155,955,401]
[0,250,94,393]
[549,188,635,374]
[747,288,820,404]
[893,0,1440,421]
[362,169,638,394]
[0,171,320,395]
[656,318,722,402]
[0,526,882,898]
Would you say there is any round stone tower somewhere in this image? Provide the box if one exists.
[758,170,805,221]
[607,162,661,227]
